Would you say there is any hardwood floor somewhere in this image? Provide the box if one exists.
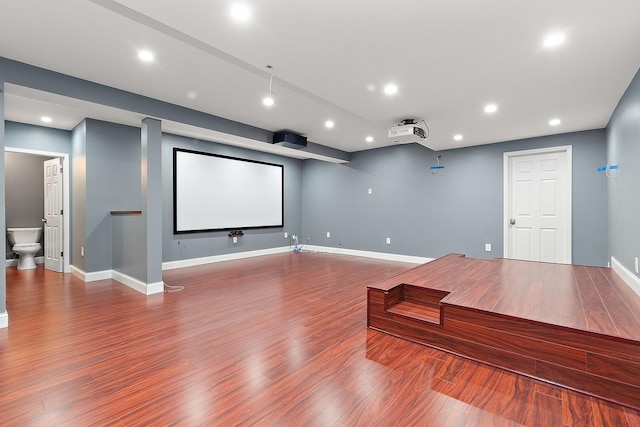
[2,253,639,426]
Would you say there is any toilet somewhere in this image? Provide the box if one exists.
[7,227,42,270]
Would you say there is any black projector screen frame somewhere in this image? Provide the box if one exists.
[173,148,284,234]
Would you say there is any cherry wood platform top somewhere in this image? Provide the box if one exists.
[369,253,640,342]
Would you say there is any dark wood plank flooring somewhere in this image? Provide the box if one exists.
[2,253,639,425]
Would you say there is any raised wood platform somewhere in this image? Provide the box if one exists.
[367,253,640,410]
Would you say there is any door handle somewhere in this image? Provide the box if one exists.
[41,218,47,223]
[509,218,516,225]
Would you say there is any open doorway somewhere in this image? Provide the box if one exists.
[4,148,70,273]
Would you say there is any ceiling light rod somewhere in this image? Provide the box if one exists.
[262,65,277,106]
[266,65,276,96]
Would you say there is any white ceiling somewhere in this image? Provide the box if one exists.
[1,0,639,154]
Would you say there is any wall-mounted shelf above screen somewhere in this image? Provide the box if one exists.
[173,148,284,234]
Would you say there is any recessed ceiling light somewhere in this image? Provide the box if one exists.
[484,103,498,114]
[453,134,463,141]
[365,136,374,143]
[138,50,154,62]
[40,116,52,123]
[383,83,398,95]
[549,118,561,126]
[543,32,565,48]
[230,3,251,22]
[325,120,334,128]
[262,96,274,107]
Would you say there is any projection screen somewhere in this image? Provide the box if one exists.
[173,148,284,233]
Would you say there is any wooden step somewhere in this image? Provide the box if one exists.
[385,284,450,325]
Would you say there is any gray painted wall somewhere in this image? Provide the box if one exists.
[302,129,608,266]
[162,133,303,262]
[71,121,87,272]
[5,120,72,154]
[4,151,53,259]
[141,117,162,284]
[606,68,640,278]
[84,119,141,273]
[112,215,145,281]
[71,118,142,274]
[111,118,163,286]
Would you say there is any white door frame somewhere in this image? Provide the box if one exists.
[5,147,70,273]
[503,145,572,263]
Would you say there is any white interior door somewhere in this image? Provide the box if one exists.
[504,146,571,264]
[44,158,64,272]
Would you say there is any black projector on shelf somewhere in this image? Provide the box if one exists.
[272,131,307,149]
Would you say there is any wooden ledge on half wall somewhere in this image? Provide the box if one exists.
[110,210,142,215]
[367,253,640,410]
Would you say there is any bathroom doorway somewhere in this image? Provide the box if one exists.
[4,148,70,273]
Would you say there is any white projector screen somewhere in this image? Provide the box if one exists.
[173,148,284,233]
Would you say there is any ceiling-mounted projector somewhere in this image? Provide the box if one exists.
[272,131,307,149]
[388,119,428,143]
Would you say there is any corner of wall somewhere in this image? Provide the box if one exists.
[111,270,163,295]
[71,264,163,295]
[611,256,640,297]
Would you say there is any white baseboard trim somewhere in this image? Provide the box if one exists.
[611,256,640,297]
[70,265,111,282]
[162,246,292,270]
[111,270,163,295]
[70,265,84,280]
[71,265,162,295]
[5,256,45,268]
[147,281,165,295]
[85,269,112,282]
[303,245,433,264]
[162,245,432,271]
[0,311,8,329]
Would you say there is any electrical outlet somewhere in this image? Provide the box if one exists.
[81,246,84,257]
[284,232,288,238]
[386,237,391,245]
[635,257,639,274]
[326,231,331,238]
[233,236,238,244]
[485,243,492,252]
[368,188,373,195]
